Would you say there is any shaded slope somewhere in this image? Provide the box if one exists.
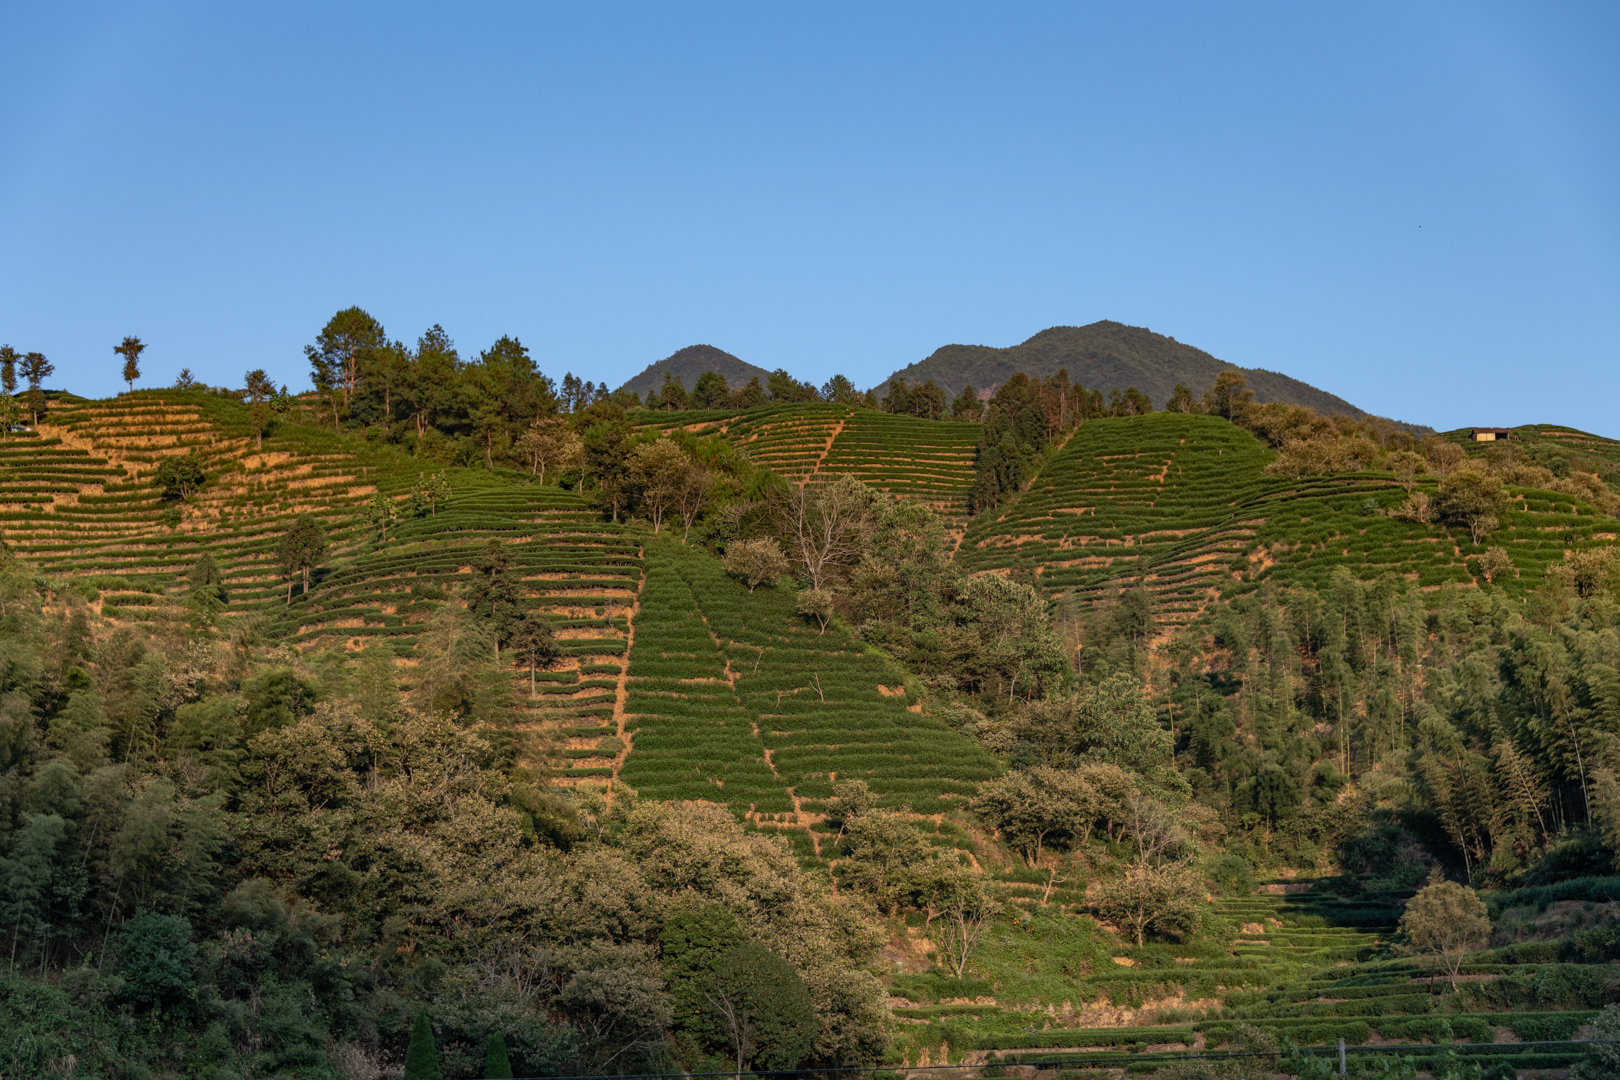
[882,321,1387,421]
[618,344,773,398]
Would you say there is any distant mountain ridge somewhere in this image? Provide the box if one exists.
[619,345,773,399]
[879,321,1386,422]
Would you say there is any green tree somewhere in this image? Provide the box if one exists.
[723,538,789,592]
[276,516,327,604]
[0,345,16,394]
[415,470,451,516]
[1435,465,1506,545]
[186,551,227,620]
[467,540,522,658]
[510,611,559,699]
[661,904,749,1042]
[558,941,673,1072]
[305,306,387,414]
[1164,382,1199,413]
[113,911,197,1005]
[703,943,817,1076]
[19,352,52,427]
[692,370,731,409]
[245,368,275,450]
[821,374,860,404]
[483,1033,514,1079]
[628,439,691,533]
[1203,370,1254,420]
[114,336,146,393]
[1,812,66,972]
[971,766,1104,865]
[584,418,632,522]
[363,492,401,543]
[0,392,21,436]
[652,370,689,410]
[404,1010,443,1080]
[154,452,207,501]
[730,377,769,408]
[518,416,580,483]
[1398,879,1490,991]
[1092,862,1203,948]
[768,368,818,403]
[927,864,997,977]
[839,811,933,914]
[951,384,984,421]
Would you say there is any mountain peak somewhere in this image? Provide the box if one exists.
[618,345,773,399]
[879,320,1390,422]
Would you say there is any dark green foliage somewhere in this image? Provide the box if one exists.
[704,942,818,1071]
[467,539,522,653]
[883,378,949,420]
[484,1032,514,1078]
[618,344,773,402]
[662,904,748,1036]
[276,514,328,602]
[114,911,197,1004]
[153,451,206,500]
[768,367,820,402]
[405,1010,443,1080]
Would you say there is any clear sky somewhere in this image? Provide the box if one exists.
[2,3,1616,434]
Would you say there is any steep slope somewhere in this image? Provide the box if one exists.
[959,412,1620,620]
[618,538,1000,825]
[618,343,774,398]
[882,321,1385,421]
[637,403,983,514]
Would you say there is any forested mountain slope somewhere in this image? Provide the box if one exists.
[882,321,1391,420]
[617,343,773,399]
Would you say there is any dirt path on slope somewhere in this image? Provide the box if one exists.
[604,556,645,808]
[801,416,848,486]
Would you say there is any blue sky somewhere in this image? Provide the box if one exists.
[1,2,1616,434]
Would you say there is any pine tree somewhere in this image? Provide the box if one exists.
[483,1032,513,1079]
[404,1011,442,1080]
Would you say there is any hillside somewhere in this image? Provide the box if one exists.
[882,321,1393,421]
[958,412,1617,619]
[617,343,774,398]
[637,403,983,514]
[5,386,1620,1078]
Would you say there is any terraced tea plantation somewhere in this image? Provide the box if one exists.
[890,876,1612,1076]
[957,414,1278,622]
[637,403,979,512]
[816,410,979,513]
[3,392,374,620]
[0,392,643,781]
[960,412,1620,625]
[618,538,1000,843]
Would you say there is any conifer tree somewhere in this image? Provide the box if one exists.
[483,1033,513,1079]
[245,368,275,450]
[403,1010,442,1080]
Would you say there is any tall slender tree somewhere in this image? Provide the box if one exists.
[0,345,17,394]
[114,336,146,393]
[19,352,53,427]
[245,369,275,450]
